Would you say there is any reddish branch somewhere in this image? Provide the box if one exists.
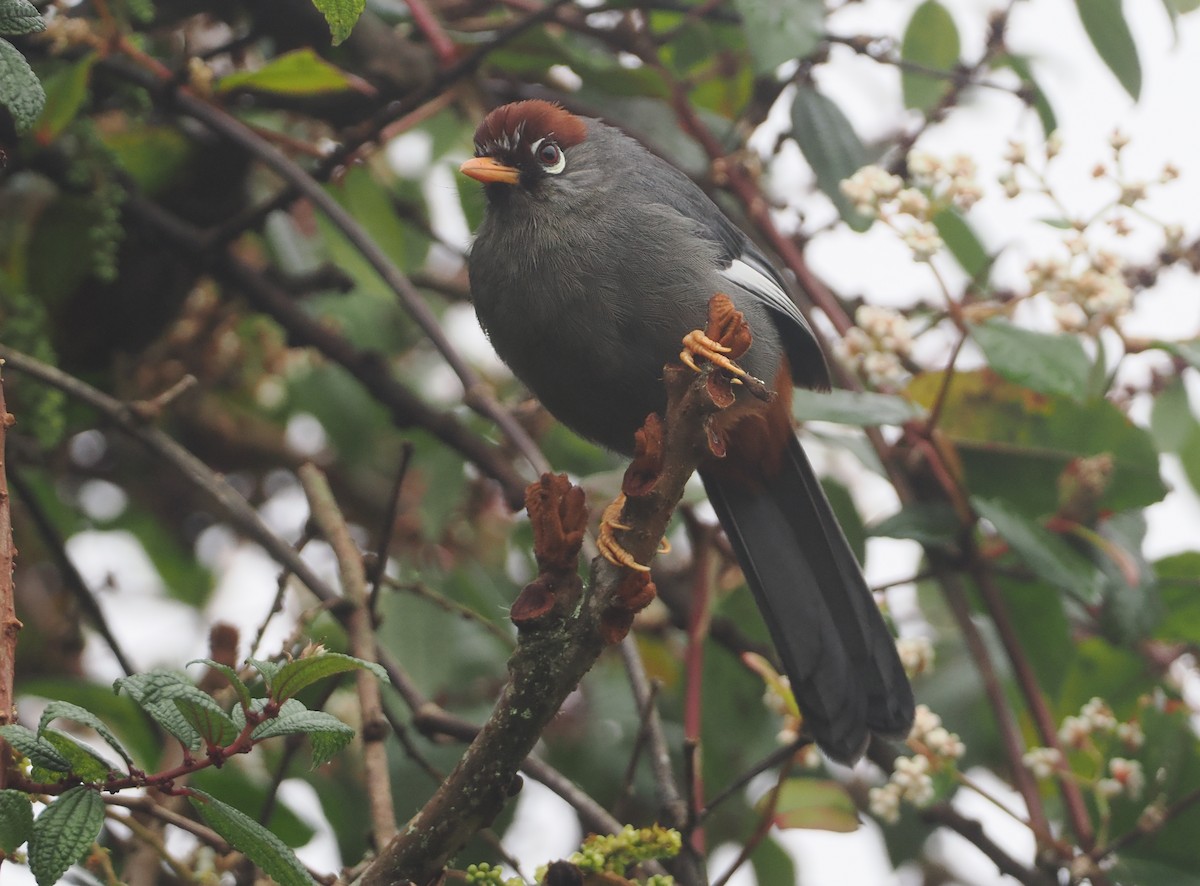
[0,365,21,791]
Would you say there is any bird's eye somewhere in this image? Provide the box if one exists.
[531,138,565,174]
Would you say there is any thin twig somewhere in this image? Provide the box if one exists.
[298,464,397,844]
[7,465,137,676]
[368,443,414,610]
[0,362,20,790]
[0,346,341,607]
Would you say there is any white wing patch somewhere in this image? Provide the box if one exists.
[720,257,813,335]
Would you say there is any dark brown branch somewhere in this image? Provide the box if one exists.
[922,802,1056,886]
[362,353,728,885]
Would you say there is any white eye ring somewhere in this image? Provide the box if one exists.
[530,137,566,174]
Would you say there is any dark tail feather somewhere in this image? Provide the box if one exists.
[700,436,914,763]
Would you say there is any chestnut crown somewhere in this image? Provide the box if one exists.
[471,100,588,180]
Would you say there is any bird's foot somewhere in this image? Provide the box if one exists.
[598,494,669,572]
[679,329,755,381]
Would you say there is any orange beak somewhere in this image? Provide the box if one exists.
[460,156,520,185]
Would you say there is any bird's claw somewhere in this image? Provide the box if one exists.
[598,494,668,572]
[679,330,746,377]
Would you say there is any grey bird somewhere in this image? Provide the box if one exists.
[460,99,914,763]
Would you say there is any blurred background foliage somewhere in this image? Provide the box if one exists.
[2,0,1200,883]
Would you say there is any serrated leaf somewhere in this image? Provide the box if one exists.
[731,0,823,74]
[869,503,960,548]
[0,725,71,772]
[311,0,364,46]
[0,0,43,35]
[761,778,860,832]
[268,652,387,702]
[32,54,94,144]
[933,207,990,280]
[28,786,104,886]
[792,388,925,426]
[249,657,281,684]
[189,659,254,710]
[0,789,35,853]
[174,694,240,747]
[973,496,1101,603]
[1074,0,1141,99]
[39,700,133,769]
[41,729,117,783]
[189,790,316,886]
[901,1,960,111]
[0,37,45,133]
[791,86,872,231]
[970,320,1092,400]
[114,671,203,749]
[250,699,354,766]
[216,48,358,96]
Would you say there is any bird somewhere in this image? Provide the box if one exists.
[459,99,914,763]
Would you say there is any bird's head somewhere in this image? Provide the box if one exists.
[459,100,590,200]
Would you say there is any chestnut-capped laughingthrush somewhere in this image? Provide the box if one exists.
[460,100,914,763]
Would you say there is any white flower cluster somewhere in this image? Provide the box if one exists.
[835,304,915,388]
[1098,757,1145,800]
[1022,746,1063,779]
[1027,253,1133,333]
[896,636,935,679]
[1025,698,1148,804]
[840,154,984,264]
[869,704,965,825]
[1058,697,1130,749]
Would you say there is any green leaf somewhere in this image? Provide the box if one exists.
[114,671,203,749]
[0,789,35,853]
[32,54,95,144]
[191,767,315,848]
[40,729,116,783]
[1156,552,1200,643]
[216,49,359,96]
[20,677,160,768]
[970,320,1092,400]
[1002,576,1075,701]
[762,778,860,832]
[0,0,44,36]
[0,36,46,133]
[251,700,354,767]
[790,86,872,231]
[0,725,71,773]
[731,0,823,75]
[189,790,317,886]
[901,1,961,111]
[792,388,925,426]
[174,694,240,747]
[822,478,865,565]
[907,370,1166,516]
[1096,511,1160,643]
[1150,377,1196,453]
[28,786,104,886]
[972,496,1101,603]
[999,54,1057,136]
[311,0,364,45]
[933,207,990,280]
[39,700,134,769]
[1074,0,1141,99]
[1179,422,1200,497]
[189,659,254,710]
[267,652,386,702]
[869,503,960,548]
